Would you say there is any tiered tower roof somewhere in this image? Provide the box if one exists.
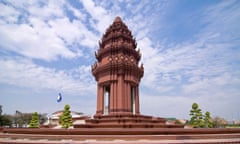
[92,16,143,82]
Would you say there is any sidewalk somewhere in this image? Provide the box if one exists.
[1,138,240,144]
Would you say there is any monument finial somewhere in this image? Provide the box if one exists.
[114,16,122,22]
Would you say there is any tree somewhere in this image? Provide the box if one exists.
[204,111,213,128]
[39,113,48,125]
[0,105,2,116]
[0,114,12,127]
[212,116,227,128]
[0,105,12,127]
[189,103,205,128]
[13,110,24,127]
[29,112,39,128]
[13,111,33,127]
[60,104,73,128]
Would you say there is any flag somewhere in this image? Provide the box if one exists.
[57,93,62,103]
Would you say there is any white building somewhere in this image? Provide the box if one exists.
[43,110,90,128]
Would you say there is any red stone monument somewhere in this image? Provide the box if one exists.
[93,16,143,116]
[75,16,183,128]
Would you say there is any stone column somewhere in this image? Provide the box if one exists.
[135,85,140,114]
[115,81,118,112]
[110,83,114,114]
[118,75,123,112]
[99,86,104,114]
[96,85,100,114]
[113,82,116,113]
[127,83,131,113]
[95,85,104,116]
[123,82,127,112]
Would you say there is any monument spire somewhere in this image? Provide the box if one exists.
[92,16,143,116]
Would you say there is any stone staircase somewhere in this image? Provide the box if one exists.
[74,113,183,128]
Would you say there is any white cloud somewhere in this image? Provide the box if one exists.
[138,28,239,94]
[0,57,95,96]
[81,0,112,33]
[0,1,100,61]
[27,1,64,19]
[140,94,192,119]
[47,17,98,48]
[183,72,240,95]
[0,22,76,61]
[137,0,240,120]
[0,3,20,23]
[203,0,240,34]
[140,81,240,119]
[66,3,86,21]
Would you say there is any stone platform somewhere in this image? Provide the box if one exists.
[1,128,240,143]
[74,113,183,128]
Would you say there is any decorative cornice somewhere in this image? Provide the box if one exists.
[92,62,144,81]
[95,43,141,62]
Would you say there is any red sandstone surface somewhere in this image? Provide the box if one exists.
[1,128,240,143]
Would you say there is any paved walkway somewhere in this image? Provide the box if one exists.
[1,138,240,144]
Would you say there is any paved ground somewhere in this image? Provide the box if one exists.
[1,138,240,144]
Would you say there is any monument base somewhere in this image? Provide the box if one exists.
[74,113,183,128]
[2,128,240,144]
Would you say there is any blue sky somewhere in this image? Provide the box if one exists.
[0,0,240,120]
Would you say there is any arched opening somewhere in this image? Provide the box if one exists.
[131,86,136,114]
[103,86,110,115]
